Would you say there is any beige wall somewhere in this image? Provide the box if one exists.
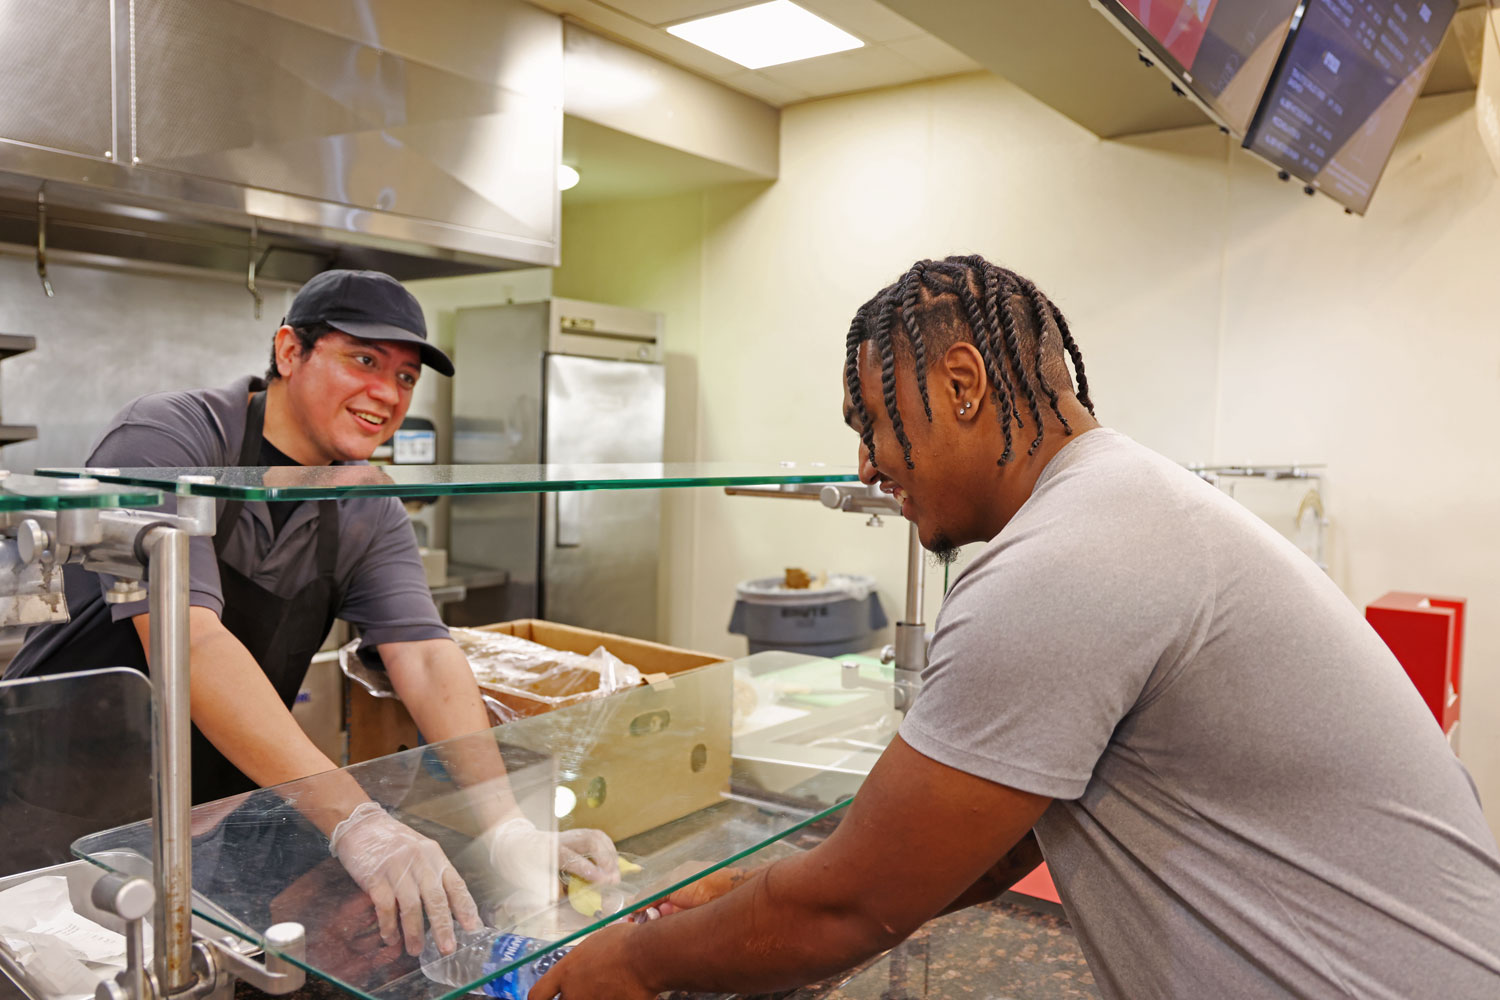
[1216,90,1500,831]
[553,195,708,645]
[554,73,1500,838]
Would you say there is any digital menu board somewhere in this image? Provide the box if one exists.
[1245,0,1457,214]
[1096,0,1303,134]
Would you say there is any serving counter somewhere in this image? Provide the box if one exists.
[0,461,953,1000]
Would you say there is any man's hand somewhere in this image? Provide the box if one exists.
[654,866,752,917]
[329,802,482,956]
[528,924,654,1000]
[479,818,620,916]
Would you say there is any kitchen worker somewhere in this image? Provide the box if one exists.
[3,269,615,958]
[530,255,1500,1000]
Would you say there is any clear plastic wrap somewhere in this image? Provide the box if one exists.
[454,629,642,712]
[339,628,644,726]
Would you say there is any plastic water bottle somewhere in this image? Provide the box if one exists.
[420,929,572,999]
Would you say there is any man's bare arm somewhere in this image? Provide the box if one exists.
[380,638,518,829]
[937,830,1044,915]
[132,608,367,833]
[657,830,1042,920]
[533,734,1053,999]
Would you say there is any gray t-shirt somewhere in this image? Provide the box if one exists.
[7,376,447,678]
[900,428,1500,999]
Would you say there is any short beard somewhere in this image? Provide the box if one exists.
[928,535,960,566]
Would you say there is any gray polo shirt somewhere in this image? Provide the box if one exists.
[7,376,447,677]
[901,428,1500,999]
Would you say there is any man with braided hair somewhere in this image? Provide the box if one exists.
[530,255,1500,1000]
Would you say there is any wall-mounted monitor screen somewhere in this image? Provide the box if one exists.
[1244,0,1457,214]
[1094,0,1302,134]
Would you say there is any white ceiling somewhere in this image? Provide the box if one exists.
[528,0,983,107]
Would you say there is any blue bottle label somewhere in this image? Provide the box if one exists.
[479,933,572,999]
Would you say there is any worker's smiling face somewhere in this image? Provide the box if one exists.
[277,330,421,464]
[843,343,977,562]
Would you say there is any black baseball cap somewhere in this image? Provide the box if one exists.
[284,269,454,376]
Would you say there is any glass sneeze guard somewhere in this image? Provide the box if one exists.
[0,473,160,509]
[1,668,153,879]
[73,661,869,1000]
[37,463,859,501]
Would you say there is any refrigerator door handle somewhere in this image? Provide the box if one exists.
[555,492,583,548]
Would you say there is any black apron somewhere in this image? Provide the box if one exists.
[204,391,344,801]
[31,392,344,804]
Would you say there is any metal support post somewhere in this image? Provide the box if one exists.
[902,521,924,629]
[891,522,926,711]
[145,526,194,995]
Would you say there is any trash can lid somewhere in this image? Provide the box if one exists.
[735,573,876,606]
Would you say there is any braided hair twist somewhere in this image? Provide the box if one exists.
[844,255,1094,470]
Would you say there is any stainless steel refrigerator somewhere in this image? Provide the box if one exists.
[448,299,665,639]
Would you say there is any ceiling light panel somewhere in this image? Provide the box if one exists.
[666,1,864,70]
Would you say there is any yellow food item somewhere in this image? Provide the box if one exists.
[565,857,643,916]
[566,878,602,917]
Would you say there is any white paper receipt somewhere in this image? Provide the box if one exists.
[0,874,129,1000]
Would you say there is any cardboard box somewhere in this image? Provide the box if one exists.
[293,650,345,763]
[346,620,731,842]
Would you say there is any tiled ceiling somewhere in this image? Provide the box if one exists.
[527,0,983,107]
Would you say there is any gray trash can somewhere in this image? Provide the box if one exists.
[728,574,887,657]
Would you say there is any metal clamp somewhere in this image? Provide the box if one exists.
[200,924,306,996]
[819,483,900,515]
[840,659,885,695]
[14,520,48,565]
[173,476,218,537]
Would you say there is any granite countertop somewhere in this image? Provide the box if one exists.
[780,894,1098,1000]
[233,893,1096,1000]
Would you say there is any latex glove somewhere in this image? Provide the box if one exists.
[479,817,620,917]
[329,801,482,956]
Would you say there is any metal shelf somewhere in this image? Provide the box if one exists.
[0,426,37,445]
[0,335,36,362]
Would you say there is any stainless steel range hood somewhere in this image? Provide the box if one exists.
[0,0,564,284]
